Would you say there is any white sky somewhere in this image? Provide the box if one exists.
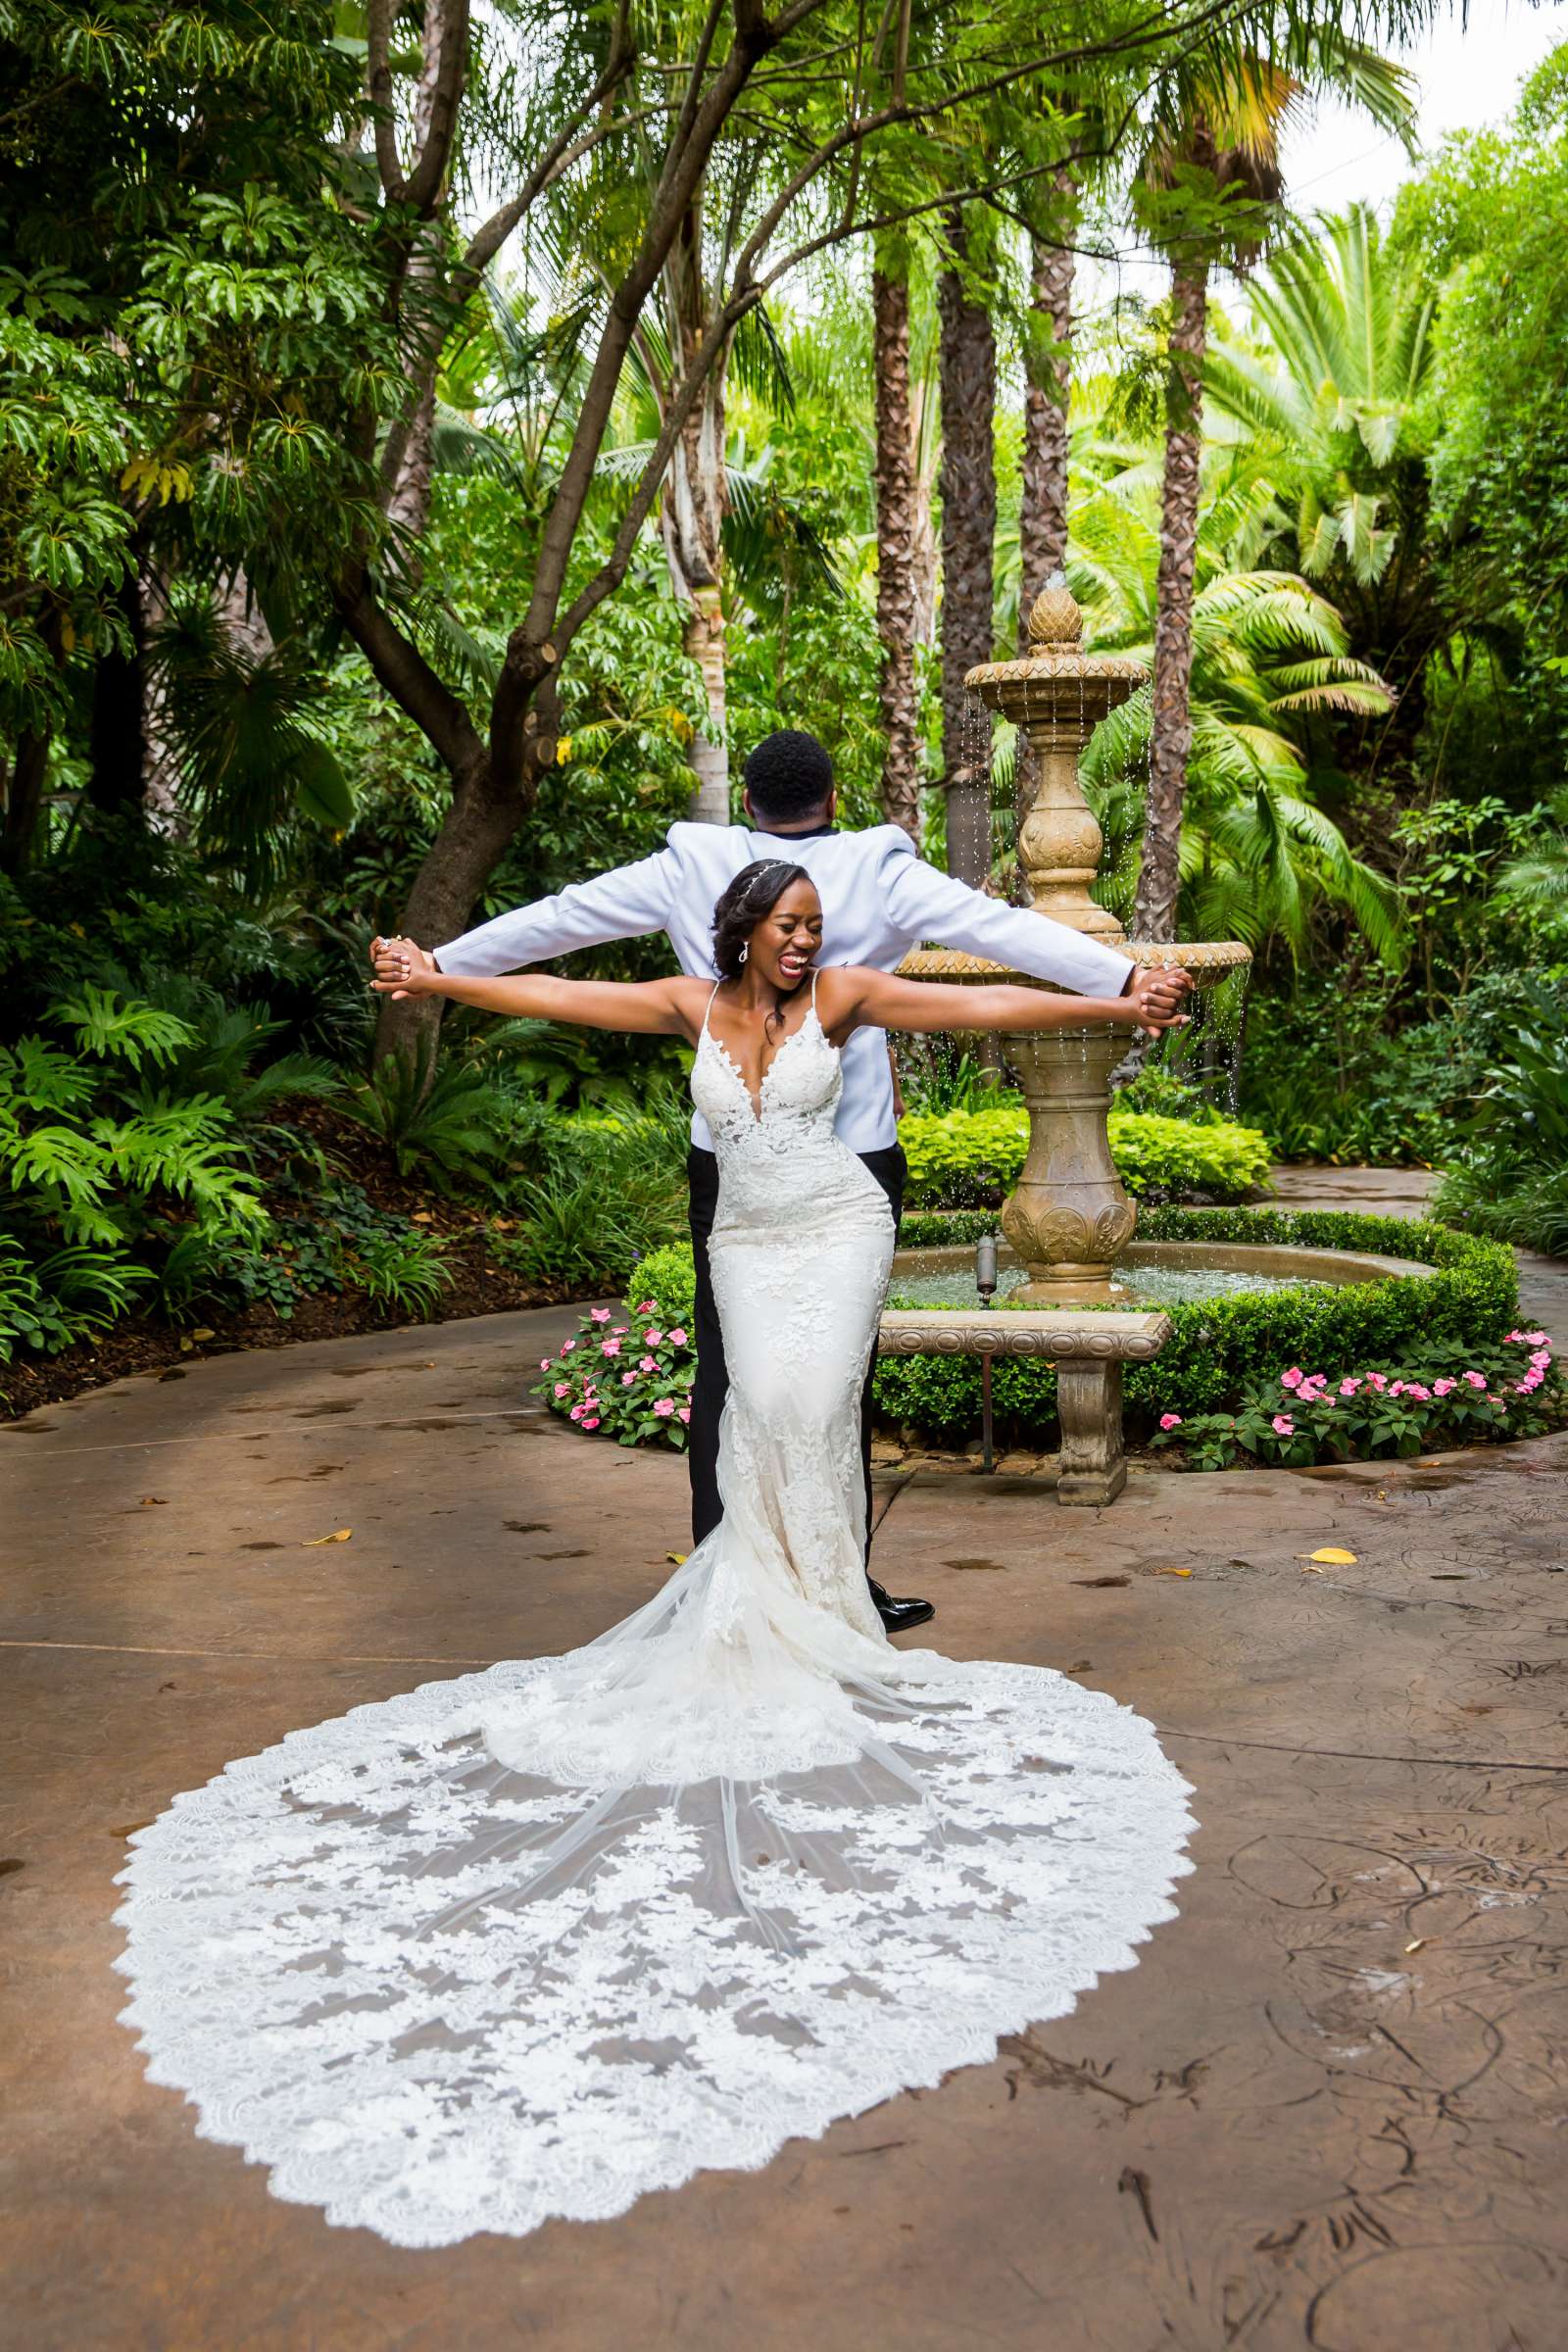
[1079,0,1566,317]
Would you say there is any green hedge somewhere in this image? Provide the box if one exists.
[622,1211,1518,1449]
[899,1104,1273,1207]
[873,1207,1519,1447]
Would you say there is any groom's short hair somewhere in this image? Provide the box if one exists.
[743,729,835,824]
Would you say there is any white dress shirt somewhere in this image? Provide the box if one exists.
[436,821,1135,1153]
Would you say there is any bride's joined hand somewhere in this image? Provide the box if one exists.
[369,934,442,999]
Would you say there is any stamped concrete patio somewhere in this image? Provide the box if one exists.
[4,1192,1567,2350]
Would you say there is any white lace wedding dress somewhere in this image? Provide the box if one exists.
[115,987,1195,2247]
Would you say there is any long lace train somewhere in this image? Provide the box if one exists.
[113,986,1194,2246]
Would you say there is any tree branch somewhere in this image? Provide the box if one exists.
[404,0,471,218]
[365,0,406,203]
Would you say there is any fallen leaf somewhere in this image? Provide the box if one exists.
[302,1528,352,1546]
[1304,1545,1357,1564]
[411,1211,433,1223]
[190,1326,215,1342]
[138,1495,167,1507]
[665,1551,687,1564]
[1152,1565,1193,1578]
[1403,1938,1425,1954]
[178,1335,193,1351]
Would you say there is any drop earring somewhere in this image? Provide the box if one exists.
[739,942,749,965]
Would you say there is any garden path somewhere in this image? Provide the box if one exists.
[4,1254,1566,2349]
[1268,1158,1568,1345]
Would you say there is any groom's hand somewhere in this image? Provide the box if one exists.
[369,934,439,990]
[1124,965,1192,1035]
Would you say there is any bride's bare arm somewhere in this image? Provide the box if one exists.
[816,964,1191,1039]
[370,962,705,1038]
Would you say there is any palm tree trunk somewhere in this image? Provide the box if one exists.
[1014,188,1076,858]
[938,217,997,887]
[1019,193,1076,622]
[1134,255,1209,943]
[872,256,921,840]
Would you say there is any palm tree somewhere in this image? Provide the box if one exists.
[1072,440,1405,965]
[1132,36,1416,942]
[1204,204,1441,755]
[872,238,923,839]
[938,210,998,886]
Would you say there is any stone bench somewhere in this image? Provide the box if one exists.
[876,1307,1172,1505]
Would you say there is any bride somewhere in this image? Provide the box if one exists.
[115,861,1197,2248]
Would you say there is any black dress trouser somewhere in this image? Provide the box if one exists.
[685,1142,907,1555]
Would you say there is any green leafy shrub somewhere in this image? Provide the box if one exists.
[1155,1330,1562,1468]
[872,1208,1519,1446]
[898,1105,1272,1208]
[627,1240,698,1327]
[535,1298,695,1449]
[342,1046,511,1185]
[0,989,265,1360]
[497,1097,689,1289]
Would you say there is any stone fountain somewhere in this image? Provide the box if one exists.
[879,581,1429,1500]
[904,580,1252,1304]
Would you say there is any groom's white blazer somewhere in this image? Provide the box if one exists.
[436,821,1134,1153]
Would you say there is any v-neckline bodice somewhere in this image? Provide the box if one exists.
[701,994,824,1125]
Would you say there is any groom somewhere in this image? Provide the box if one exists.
[377,730,1178,1632]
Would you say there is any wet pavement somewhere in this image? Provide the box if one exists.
[4,1173,1567,2350]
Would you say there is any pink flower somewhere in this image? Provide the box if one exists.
[677,1406,690,1424]
[601,1338,621,1357]
[637,1299,657,1313]
[561,1339,574,1353]
[1366,1372,1388,1391]
[1405,1384,1431,1401]
[1281,1368,1303,1391]
[668,1328,687,1347]
[645,1329,663,1347]
[1158,1412,1183,1431]
[582,1416,600,1430]
[1271,1414,1295,1436]
[639,1355,657,1372]
[621,1371,637,1386]
[1464,1370,1487,1389]
[569,1404,584,1421]
[1340,1377,1361,1396]
[1432,1378,1454,1396]
[1389,1382,1405,1396]
[612,1326,627,1335]
[653,1398,675,1418]
[539,1357,551,1369]
[590,1307,612,1323]
[554,1381,570,1398]
[1507,1329,1548,1347]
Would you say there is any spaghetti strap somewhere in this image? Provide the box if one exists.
[808,967,819,1016]
[700,979,723,1039]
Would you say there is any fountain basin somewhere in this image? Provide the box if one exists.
[876,1235,1432,1505]
[877,1301,1171,1506]
[886,1236,1432,1315]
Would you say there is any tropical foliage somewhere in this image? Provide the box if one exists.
[3,7,1566,1405]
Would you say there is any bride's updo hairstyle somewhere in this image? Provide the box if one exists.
[711,859,813,989]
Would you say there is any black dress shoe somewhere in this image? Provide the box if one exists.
[868,1576,935,1633]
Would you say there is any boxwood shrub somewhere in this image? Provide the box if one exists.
[873,1207,1519,1447]
[899,1104,1273,1208]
